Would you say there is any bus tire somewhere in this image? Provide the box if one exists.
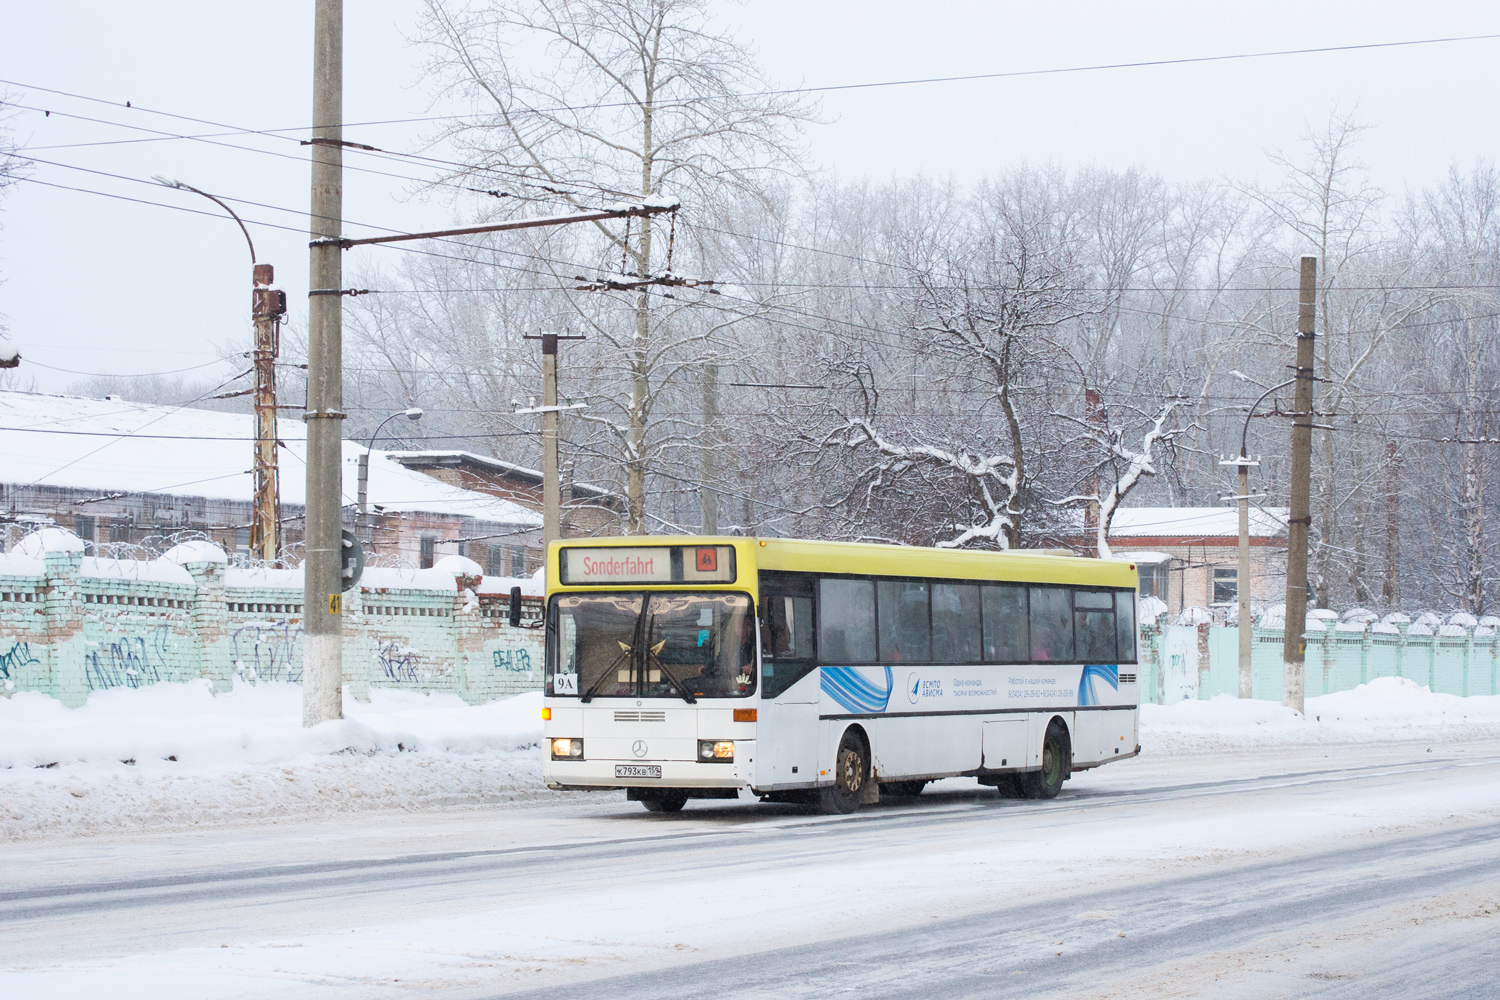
[1019,721,1070,800]
[991,774,1024,798]
[819,731,868,814]
[640,793,688,813]
[881,780,927,799]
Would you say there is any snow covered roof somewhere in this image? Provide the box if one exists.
[1105,506,1288,541]
[384,449,618,502]
[0,390,540,527]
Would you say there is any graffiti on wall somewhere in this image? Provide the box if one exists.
[378,641,421,682]
[491,647,534,678]
[85,625,174,691]
[231,621,303,684]
[1,640,40,686]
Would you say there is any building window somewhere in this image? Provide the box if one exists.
[1213,567,1238,604]
[235,527,250,551]
[110,521,131,543]
[75,515,96,542]
[486,544,502,577]
[420,536,436,569]
[1138,562,1169,599]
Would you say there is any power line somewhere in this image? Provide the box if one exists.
[8,32,1499,136]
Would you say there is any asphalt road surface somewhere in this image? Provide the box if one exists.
[4,739,1499,998]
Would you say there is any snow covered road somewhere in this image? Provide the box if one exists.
[3,735,1499,998]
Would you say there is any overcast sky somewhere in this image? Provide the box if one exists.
[2,0,1498,396]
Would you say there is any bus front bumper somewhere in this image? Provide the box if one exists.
[545,749,755,791]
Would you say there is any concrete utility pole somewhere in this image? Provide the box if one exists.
[700,361,719,535]
[304,0,344,728]
[1282,255,1318,715]
[250,263,285,564]
[1221,451,1258,698]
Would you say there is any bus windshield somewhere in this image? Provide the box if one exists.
[548,591,756,700]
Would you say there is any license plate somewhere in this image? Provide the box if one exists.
[615,764,662,779]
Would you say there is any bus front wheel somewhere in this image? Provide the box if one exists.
[640,793,688,813]
[819,731,868,814]
[1019,721,1071,800]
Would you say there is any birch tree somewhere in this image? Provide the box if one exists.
[417,0,814,531]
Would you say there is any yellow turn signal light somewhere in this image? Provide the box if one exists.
[733,708,757,723]
[541,707,552,721]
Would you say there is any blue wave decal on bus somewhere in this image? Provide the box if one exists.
[1078,664,1120,706]
[821,665,894,713]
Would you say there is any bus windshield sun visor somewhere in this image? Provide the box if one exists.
[552,591,757,701]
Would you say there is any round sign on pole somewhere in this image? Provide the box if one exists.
[340,528,365,592]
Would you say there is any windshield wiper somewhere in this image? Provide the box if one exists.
[579,640,632,703]
[644,635,698,704]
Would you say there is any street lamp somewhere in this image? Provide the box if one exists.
[1222,373,1296,699]
[358,407,424,540]
[153,176,286,563]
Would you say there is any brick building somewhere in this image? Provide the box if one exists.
[386,450,626,538]
[1098,507,1289,614]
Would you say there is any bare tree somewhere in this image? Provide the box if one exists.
[416,0,814,531]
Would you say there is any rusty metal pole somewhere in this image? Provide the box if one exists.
[542,333,561,546]
[303,0,345,727]
[1282,255,1318,715]
[250,264,284,563]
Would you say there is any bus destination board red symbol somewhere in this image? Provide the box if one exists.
[695,547,718,572]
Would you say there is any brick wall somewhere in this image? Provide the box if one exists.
[0,535,544,707]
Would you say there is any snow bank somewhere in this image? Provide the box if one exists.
[1142,676,1500,753]
[0,683,552,841]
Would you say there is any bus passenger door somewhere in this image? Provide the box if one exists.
[766,671,819,787]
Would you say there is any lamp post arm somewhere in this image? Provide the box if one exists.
[1241,378,1298,459]
[155,178,256,264]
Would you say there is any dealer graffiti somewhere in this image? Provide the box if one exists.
[231,621,303,684]
[491,648,533,675]
[85,626,174,691]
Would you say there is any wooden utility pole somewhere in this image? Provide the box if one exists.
[1282,255,1318,714]
[522,333,586,545]
[303,0,344,728]
[250,264,284,563]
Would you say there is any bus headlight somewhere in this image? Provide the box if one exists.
[698,740,734,762]
[550,738,583,760]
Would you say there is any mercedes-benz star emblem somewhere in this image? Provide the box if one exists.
[631,740,648,758]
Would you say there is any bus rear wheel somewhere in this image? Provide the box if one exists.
[819,731,868,814]
[881,780,927,799]
[1019,721,1071,800]
[639,792,688,813]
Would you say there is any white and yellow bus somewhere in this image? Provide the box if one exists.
[540,536,1140,814]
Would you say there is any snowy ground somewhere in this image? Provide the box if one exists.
[3,677,1498,842]
[3,680,1500,997]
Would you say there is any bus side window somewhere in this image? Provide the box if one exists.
[877,580,930,663]
[818,578,876,663]
[1074,589,1116,662]
[931,582,981,662]
[1028,586,1074,662]
[1115,590,1138,663]
[764,594,814,660]
[982,584,1028,663]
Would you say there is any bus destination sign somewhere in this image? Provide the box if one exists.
[560,545,737,585]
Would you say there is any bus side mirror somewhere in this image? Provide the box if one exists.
[508,586,523,628]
